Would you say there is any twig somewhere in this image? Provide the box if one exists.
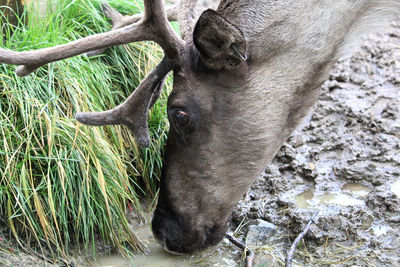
[226,233,255,267]
[285,211,319,267]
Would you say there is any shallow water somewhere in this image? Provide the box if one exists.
[89,224,239,267]
[342,183,371,197]
[391,179,400,198]
[294,183,371,209]
[370,224,392,237]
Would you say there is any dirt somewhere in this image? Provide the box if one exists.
[231,21,400,266]
[0,227,59,267]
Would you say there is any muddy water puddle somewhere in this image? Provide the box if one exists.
[89,224,239,267]
[391,179,400,197]
[294,183,371,209]
[370,224,393,237]
[91,180,398,266]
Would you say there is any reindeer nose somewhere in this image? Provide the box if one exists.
[151,206,201,254]
[151,206,227,254]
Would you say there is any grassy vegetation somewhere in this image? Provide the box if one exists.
[0,0,169,260]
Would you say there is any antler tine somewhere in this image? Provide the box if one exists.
[87,2,179,57]
[142,0,184,60]
[75,57,173,147]
[0,0,184,76]
[178,0,198,40]
[105,0,199,42]
[100,1,125,28]
[100,1,179,29]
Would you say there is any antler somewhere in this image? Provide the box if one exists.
[88,0,198,58]
[75,57,173,147]
[178,0,198,40]
[0,0,183,76]
[87,1,180,57]
[0,0,202,146]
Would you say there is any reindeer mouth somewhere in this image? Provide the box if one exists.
[160,238,185,255]
[156,226,226,255]
[151,202,228,254]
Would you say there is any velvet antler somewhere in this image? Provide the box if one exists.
[0,0,201,146]
[75,57,173,147]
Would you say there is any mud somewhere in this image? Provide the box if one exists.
[90,222,241,267]
[0,227,58,267]
[231,21,400,266]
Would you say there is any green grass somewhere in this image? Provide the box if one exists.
[0,0,169,261]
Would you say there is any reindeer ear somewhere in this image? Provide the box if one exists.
[193,9,247,70]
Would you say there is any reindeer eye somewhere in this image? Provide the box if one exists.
[174,110,190,126]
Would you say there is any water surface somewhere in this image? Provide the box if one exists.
[89,223,239,267]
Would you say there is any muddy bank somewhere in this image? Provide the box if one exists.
[0,227,58,267]
[231,22,400,266]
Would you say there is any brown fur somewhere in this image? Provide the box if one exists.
[152,0,400,254]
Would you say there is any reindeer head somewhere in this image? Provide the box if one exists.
[150,9,255,253]
[0,0,253,254]
[2,0,397,255]
[78,6,254,253]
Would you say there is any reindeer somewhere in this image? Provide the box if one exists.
[1,0,399,255]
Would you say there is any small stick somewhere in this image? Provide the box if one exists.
[226,233,255,267]
[285,211,319,267]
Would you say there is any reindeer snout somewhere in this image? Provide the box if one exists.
[151,206,202,254]
[151,206,226,254]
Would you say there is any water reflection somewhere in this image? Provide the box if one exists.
[294,183,371,209]
[89,224,239,267]
[391,179,400,197]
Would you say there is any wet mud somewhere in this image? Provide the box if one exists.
[231,21,400,266]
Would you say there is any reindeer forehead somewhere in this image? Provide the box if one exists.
[177,57,250,95]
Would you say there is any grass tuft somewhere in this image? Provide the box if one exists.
[0,0,169,260]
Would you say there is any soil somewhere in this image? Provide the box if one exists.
[231,21,400,266]
[0,227,58,267]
